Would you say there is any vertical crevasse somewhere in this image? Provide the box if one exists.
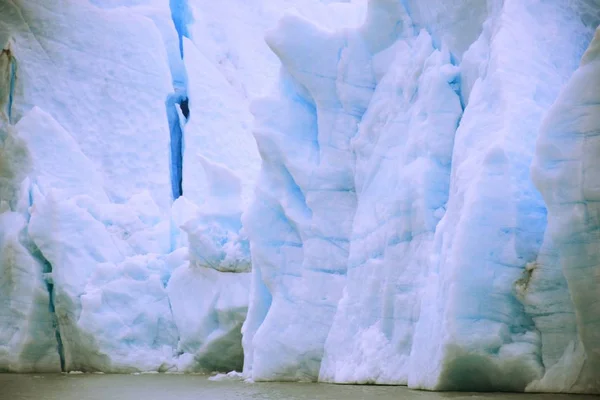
[166,93,185,199]
[166,0,191,200]
[169,0,192,59]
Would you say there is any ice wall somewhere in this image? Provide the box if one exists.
[0,211,60,372]
[0,0,265,373]
[2,0,600,391]
[242,4,376,380]
[0,0,174,209]
[0,0,365,375]
[179,0,364,206]
[243,0,600,393]
[528,25,600,393]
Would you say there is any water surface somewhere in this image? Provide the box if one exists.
[1,374,598,400]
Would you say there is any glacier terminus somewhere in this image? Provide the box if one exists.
[0,0,599,394]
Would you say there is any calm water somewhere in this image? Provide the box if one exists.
[1,374,598,400]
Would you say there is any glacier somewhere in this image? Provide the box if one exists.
[1,0,600,395]
[242,0,600,394]
[0,0,269,373]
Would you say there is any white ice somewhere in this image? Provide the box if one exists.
[528,25,600,393]
[242,0,600,394]
[0,0,270,373]
[1,0,600,394]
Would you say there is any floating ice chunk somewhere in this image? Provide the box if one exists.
[209,370,245,382]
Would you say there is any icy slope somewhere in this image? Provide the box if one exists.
[243,0,600,393]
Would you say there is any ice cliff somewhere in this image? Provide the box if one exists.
[243,0,600,394]
[0,0,265,373]
[0,0,362,374]
[1,0,600,394]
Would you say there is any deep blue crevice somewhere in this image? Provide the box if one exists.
[169,0,192,59]
[166,92,187,199]
[166,0,192,200]
[179,97,189,120]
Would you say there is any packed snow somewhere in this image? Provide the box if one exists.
[0,0,599,395]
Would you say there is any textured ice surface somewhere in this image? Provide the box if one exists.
[0,0,174,210]
[168,264,250,372]
[321,27,462,386]
[0,0,268,373]
[242,3,377,380]
[183,157,251,273]
[1,0,600,393]
[178,0,364,205]
[0,212,60,372]
[243,0,600,394]
[528,25,600,393]
[179,35,259,206]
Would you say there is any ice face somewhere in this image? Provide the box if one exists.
[0,0,271,373]
[167,264,250,372]
[242,6,376,380]
[320,28,462,386]
[1,0,600,393]
[243,0,600,394]
[178,0,364,206]
[0,212,60,372]
[528,25,600,393]
[0,0,174,210]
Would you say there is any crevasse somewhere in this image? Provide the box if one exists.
[166,0,191,200]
